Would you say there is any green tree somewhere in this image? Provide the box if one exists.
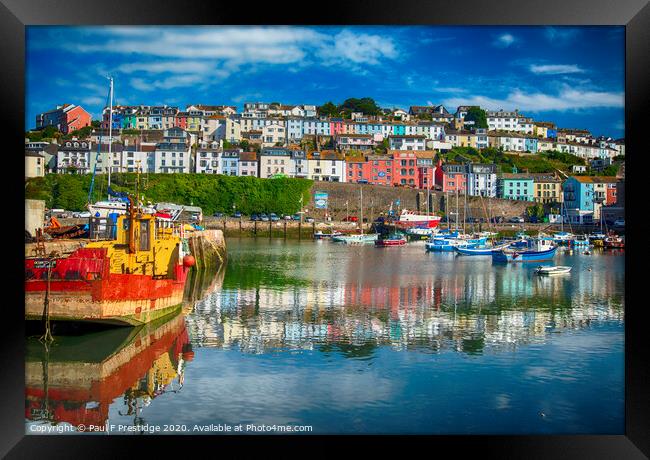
[463,107,488,128]
[239,140,250,151]
[318,101,339,117]
[602,165,619,176]
[339,97,382,117]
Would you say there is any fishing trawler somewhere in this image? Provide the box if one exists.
[25,194,195,326]
[395,209,442,229]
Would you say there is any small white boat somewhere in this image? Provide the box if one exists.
[535,265,572,275]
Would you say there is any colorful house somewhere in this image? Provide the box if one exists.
[498,172,535,201]
[392,151,419,187]
[435,161,467,193]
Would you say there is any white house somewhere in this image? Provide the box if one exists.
[388,135,426,151]
[154,127,191,173]
[238,151,258,177]
[307,150,346,182]
[259,147,292,178]
[467,163,497,197]
[195,140,222,174]
[262,122,287,147]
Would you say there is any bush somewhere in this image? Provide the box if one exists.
[26,173,314,215]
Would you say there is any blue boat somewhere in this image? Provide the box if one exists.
[492,240,558,263]
[454,242,512,256]
[426,236,487,252]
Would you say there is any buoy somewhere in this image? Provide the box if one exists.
[183,254,196,267]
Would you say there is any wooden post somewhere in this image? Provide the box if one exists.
[284,220,287,239]
[239,217,242,235]
[223,218,226,233]
[312,221,315,238]
[254,220,258,236]
[298,221,302,241]
[269,219,272,239]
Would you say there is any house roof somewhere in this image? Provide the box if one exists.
[571,176,618,183]
[239,152,258,162]
[388,134,426,139]
[500,173,535,180]
[25,151,44,158]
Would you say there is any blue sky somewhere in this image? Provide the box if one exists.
[26,26,624,138]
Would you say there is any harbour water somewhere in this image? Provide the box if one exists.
[26,239,625,435]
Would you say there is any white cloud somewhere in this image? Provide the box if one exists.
[80,96,105,106]
[443,86,623,112]
[494,33,516,48]
[530,64,585,75]
[118,61,214,74]
[318,30,397,65]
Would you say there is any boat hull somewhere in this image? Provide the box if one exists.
[493,246,558,263]
[375,238,407,247]
[25,250,190,326]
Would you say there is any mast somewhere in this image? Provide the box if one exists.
[456,187,459,232]
[359,187,363,235]
[463,188,467,234]
[107,76,114,199]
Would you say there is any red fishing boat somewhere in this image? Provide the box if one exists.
[375,233,407,247]
[604,233,624,249]
[25,197,194,326]
[394,209,442,229]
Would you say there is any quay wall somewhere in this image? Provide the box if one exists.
[304,181,531,221]
[25,199,45,237]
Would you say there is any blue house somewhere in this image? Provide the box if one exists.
[524,137,538,153]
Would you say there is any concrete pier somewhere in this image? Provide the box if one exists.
[25,199,45,237]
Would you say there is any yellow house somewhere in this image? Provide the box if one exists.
[532,174,563,204]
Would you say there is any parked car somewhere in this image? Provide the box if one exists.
[260,213,269,221]
[613,218,625,227]
[250,213,259,221]
[305,217,315,223]
[232,211,242,218]
[491,216,505,224]
[292,214,301,221]
[213,212,224,218]
[342,216,358,222]
[270,213,280,221]
[283,214,292,220]
[509,216,524,223]
[78,211,91,218]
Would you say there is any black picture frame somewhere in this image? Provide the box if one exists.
[3,0,648,457]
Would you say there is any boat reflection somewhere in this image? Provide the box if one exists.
[25,312,192,430]
[185,252,624,355]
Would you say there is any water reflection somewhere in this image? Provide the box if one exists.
[25,312,192,430]
[186,242,624,356]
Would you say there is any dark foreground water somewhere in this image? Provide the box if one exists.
[26,239,624,435]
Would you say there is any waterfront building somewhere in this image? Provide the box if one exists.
[238,151,258,177]
[336,133,375,151]
[345,154,393,186]
[290,149,308,178]
[221,149,241,176]
[388,135,426,151]
[262,122,287,147]
[36,104,92,134]
[562,176,617,223]
[25,140,58,172]
[195,140,222,174]
[532,174,563,205]
[435,162,468,193]
[122,142,156,173]
[486,110,534,134]
[57,139,92,174]
[467,163,497,197]
[259,147,292,178]
[392,151,419,187]
[25,151,45,178]
[307,150,346,182]
[498,173,535,201]
[445,129,473,148]
[413,151,437,190]
[154,127,191,173]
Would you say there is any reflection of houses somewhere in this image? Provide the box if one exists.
[186,255,623,355]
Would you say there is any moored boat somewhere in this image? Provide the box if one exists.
[395,209,442,229]
[25,197,194,326]
[314,230,344,240]
[535,265,572,275]
[604,234,624,249]
[405,227,434,240]
[375,233,407,247]
[454,242,511,256]
[332,233,379,244]
[492,239,558,263]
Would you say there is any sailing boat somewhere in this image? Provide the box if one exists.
[332,187,379,244]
